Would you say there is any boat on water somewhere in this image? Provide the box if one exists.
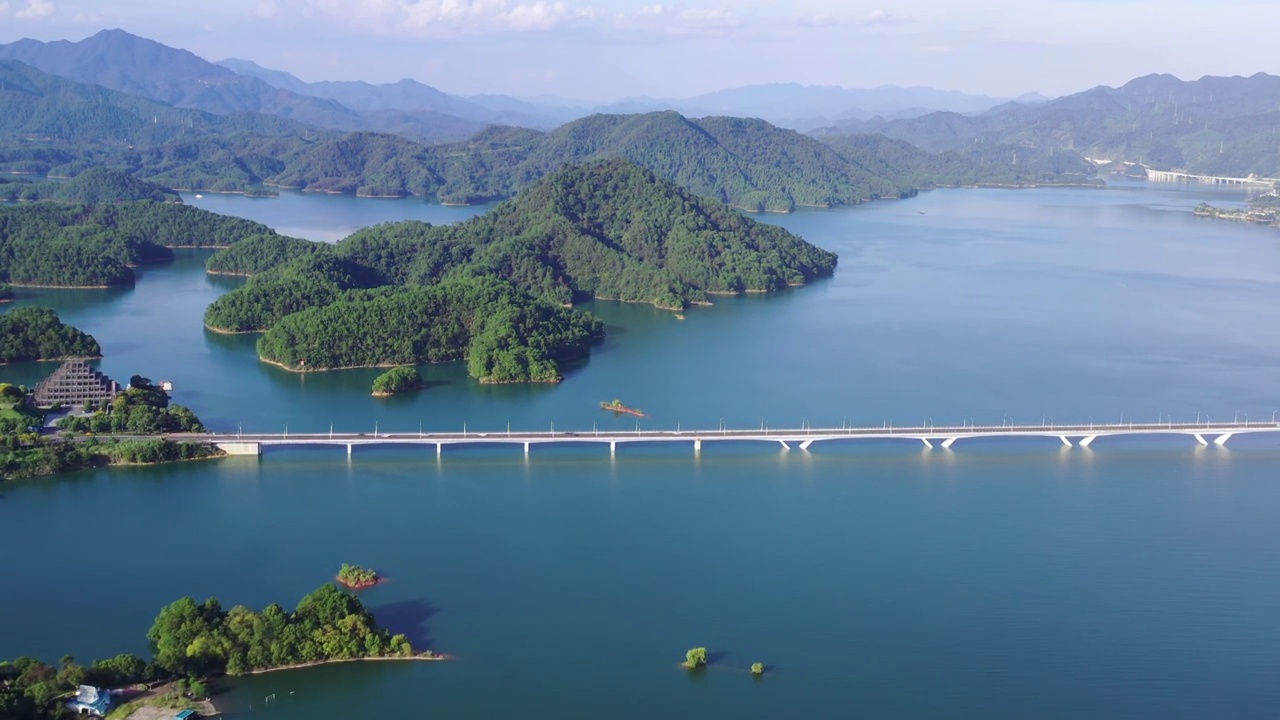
[600,399,646,417]
[194,194,204,199]
[674,313,685,320]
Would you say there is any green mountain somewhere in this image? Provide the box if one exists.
[0,30,482,144]
[0,306,100,363]
[846,73,1280,177]
[0,168,180,203]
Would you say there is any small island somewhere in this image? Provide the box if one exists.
[683,647,708,669]
[336,563,382,589]
[372,366,424,397]
[751,662,764,676]
[601,399,646,417]
[1194,198,1279,227]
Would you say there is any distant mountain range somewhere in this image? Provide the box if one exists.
[0,29,1058,143]
[825,73,1280,177]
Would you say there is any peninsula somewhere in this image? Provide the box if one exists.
[0,583,436,720]
[0,307,101,364]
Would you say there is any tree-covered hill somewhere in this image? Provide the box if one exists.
[0,306,100,363]
[0,168,180,203]
[205,233,321,276]
[256,275,604,382]
[0,200,284,287]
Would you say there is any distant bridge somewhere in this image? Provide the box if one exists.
[187,420,1280,457]
[1146,168,1278,187]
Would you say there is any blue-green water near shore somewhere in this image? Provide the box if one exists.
[4,182,1280,718]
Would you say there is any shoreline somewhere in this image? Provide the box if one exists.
[239,654,450,676]
[204,324,264,335]
[206,269,253,277]
[0,354,101,365]
[5,282,119,289]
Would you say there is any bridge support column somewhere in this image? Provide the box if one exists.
[778,441,791,451]
[1079,436,1096,448]
[941,437,958,449]
[1194,434,1208,446]
[920,438,934,449]
[436,443,442,457]
[524,442,530,456]
[1214,433,1233,446]
[610,441,616,457]
[1058,436,1072,447]
[799,439,813,450]
[694,439,702,453]
[346,443,352,457]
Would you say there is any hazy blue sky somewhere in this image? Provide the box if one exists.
[0,0,1276,102]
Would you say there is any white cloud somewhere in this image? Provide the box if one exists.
[860,8,905,26]
[0,1,9,14]
[796,12,837,27]
[305,0,590,36]
[14,0,53,19]
[611,3,740,35]
[256,0,278,18]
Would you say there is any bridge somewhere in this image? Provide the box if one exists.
[1146,168,1278,187]
[196,420,1280,457]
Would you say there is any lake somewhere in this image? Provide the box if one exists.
[3,182,1280,718]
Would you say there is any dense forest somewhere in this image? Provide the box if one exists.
[0,200,283,286]
[0,583,421,719]
[0,168,181,203]
[0,307,100,363]
[203,159,833,378]
[206,158,838,335]
[256,275,604,382]
[57,375,205,434]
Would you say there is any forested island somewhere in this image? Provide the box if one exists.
[1194,198,1280,227]
[202,159,832,380]
[1,377,216,483]
[337,564,382,588]
[0,199,283,287]
[0,307,101,363]
[0,583,431,720]
[372,367,423,396]
[0,168,181,203]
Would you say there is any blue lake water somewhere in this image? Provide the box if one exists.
[3,181,1280,718]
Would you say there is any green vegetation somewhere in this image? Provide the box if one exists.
[371,366,423,396]
[0,201,279,287]
[0,654,155,720]
[751,662,764,675]
[57,376,205,434]
[0,582,427,719]
[205,233,320,276]
[0,436,219,483]
[148,583,420,677]
[0,168,180,203]
[256,275,603,382]
[205,159,829,381]
[684,647,708,669]
[337,564,380,588]
[0,284,12,302]
[0,383,42,435]
[0,307,101,363]
[1,376,213,482]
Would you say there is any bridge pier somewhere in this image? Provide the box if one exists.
[436,442,442,457]
[1058,436,1072,447]
[1194,434,1208,446]
[799,439,813,450]
[694,439,702,453]
[610,441,616,457]
[941,437,958,449]
[346,443,352,457]
[524,442,530,456]
[1079,436,1096,448]
[920,438,934,449]
[1215,433,1233,446]
[778,441,791,451]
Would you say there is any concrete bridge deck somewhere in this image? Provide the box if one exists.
[192,420,1280,457]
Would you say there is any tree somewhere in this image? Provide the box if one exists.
[751,662,764,675]
[684,647,707,669]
